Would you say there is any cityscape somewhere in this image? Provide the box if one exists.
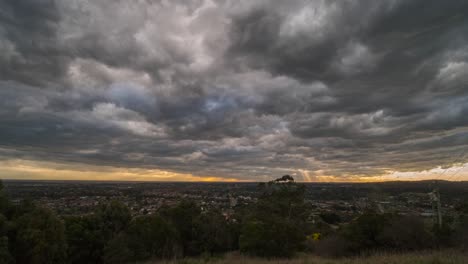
[5,180,467,222]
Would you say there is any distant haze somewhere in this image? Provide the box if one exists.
[1,1,468,182]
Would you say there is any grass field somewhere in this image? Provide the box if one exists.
[154,251,468,264]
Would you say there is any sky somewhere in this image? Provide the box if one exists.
[1,0,468,182]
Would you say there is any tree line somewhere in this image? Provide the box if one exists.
[0,177,467,263]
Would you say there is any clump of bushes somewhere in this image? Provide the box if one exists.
[311,212,458,258]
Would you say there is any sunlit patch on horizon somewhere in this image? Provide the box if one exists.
[0,159,242,182]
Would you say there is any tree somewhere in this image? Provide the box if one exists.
[104,214,181,263]
[344,211,389,251]
[160,200,201,256]
[274,175,295,183]
[0,236,12,264]
[65,215,106,264]
[0,180,12,217]
[432,221,453,248]
[454,211,468,250]
[240,217,304,257]
[65,201,131,264]
[0,213,12,264]
[239,176,307,257]
[95,200,131,237]
[320,212,341,225]
[378,215,431,250]
[102,233,132,264]
[14,206,67,264]
[193,210,235,255]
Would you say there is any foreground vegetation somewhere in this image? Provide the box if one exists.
[0,177,467,263]
[157,251,468,264]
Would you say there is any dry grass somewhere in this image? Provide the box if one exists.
[151,251,468,264]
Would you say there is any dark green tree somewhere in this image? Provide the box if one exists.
[0,236,13,264]
[104,214,181,263]
[344,211,390,251]
[0,180,10,216]
[193,210,235,255]
[95,200,131,237]
[160,200,202,256]
[65,201,131,264]
[378,215,431,250]
[432,222,453,248]
[0,213,13,264]
[319,212,341,225]
[239,176,308,257]
[14,206,67,264]
[65,215,106,264]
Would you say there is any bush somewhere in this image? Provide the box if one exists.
[0,236,13,264]
[239,218,304,258]
[14,206,67,264]
[314,234,352,257]
[454,214,468,250]
[193,210,237,255]
[432,222,454,248]
[320,212,341,225]
[378,215,432,250]
[160,200,202,256]
[104,214,181,263]
[95,201,132,236]
[65,215,108,264]
[344,212,390,251]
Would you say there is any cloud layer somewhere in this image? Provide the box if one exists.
[1,0,468,181]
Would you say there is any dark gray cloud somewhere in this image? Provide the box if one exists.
[1,0,468,180]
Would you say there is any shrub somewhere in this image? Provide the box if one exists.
[104,214,182,263]
[378,215,432,250]
[14,206,67,264]
[314,234,352,257]
[344,212,390,251]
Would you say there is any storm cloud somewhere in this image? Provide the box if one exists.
[1,0,468,181]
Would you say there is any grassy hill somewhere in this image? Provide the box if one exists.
[155,251,468,264]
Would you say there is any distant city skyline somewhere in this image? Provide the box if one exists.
[1,1,468,182]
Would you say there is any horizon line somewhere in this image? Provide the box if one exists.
[2,178,466,184]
